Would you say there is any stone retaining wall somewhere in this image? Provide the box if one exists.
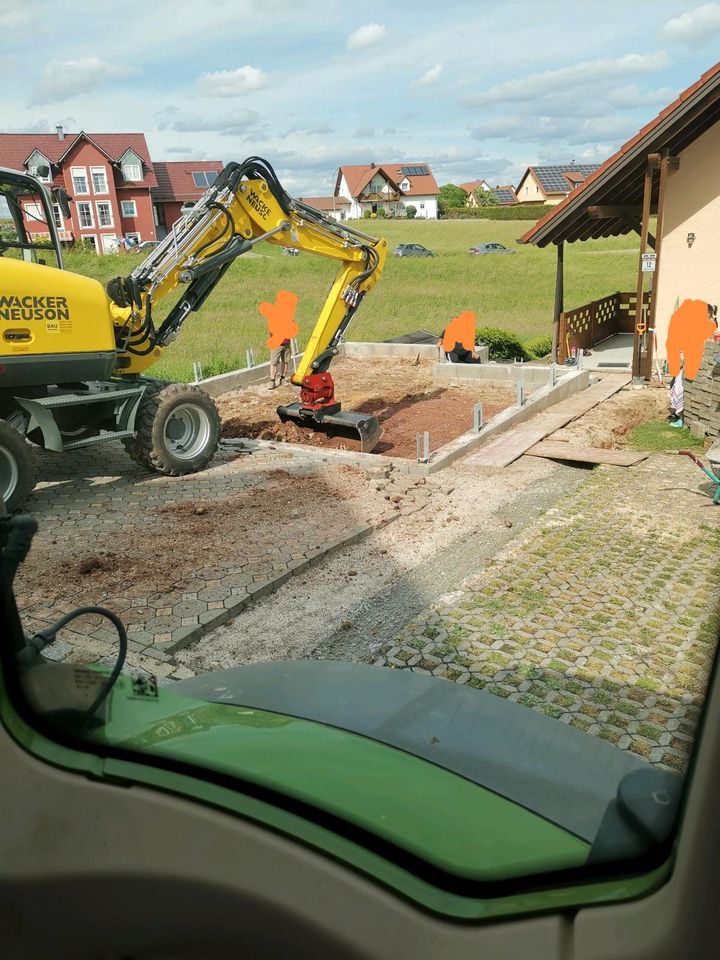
[685,339,720,438]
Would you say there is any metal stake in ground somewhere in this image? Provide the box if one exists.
[550,363,557,386]
[192,361,203,383]
[473,403,484,432]
[516,382,526,407]
[246,348,255,369]
[416,431,430,463]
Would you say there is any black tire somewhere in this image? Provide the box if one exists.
[123,382,220,476]
[0,419,36,511]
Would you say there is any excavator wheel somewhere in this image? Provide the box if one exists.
[0,419,36,511]
[123,382,221,477]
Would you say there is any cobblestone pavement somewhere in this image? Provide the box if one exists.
[17,444,414,680]
[375,455,720,772]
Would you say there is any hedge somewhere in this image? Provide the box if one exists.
[475,327,529,362]
[440,205,554,221]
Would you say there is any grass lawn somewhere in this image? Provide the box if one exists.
[627,420,705,452]
[63,219,640,382]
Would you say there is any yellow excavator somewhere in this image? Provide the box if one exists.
[0,157,387,509]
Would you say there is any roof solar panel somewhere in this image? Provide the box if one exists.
[401,164,429,176]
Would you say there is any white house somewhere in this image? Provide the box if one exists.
[297,195,351,221]
[334,162,439,219]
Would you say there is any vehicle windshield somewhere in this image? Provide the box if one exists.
[0,175,61,268]
[1,11,719,922]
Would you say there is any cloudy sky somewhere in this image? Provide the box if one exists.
[2,0,719,194]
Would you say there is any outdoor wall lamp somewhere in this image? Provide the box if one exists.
[687,232,696,247]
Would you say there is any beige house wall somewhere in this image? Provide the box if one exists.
[517,170,555,204]
[654,121,720,361]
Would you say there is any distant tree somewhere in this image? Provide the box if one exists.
[438,183,468,214]
[474,187,499,207]
[405,204,417,219]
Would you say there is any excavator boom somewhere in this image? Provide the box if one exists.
[109,158,387,450]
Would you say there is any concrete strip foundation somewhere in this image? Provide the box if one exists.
[198,350,303,398]
[222,367,590,476]
[433,360,564,386]
[423,368,590,473]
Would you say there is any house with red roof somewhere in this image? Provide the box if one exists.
[0,127,226,252]
[515,164,600,205]
[334,163,439,219]
[0,125,159,253]
[460,180,517,207]
[152,160,224,238]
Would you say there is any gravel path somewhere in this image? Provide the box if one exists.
[175,456,585,672]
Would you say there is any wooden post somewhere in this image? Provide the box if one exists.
[552,241,564,363]
[632,157,659,380]
[643,152,678,381]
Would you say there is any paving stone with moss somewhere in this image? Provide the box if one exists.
[375,456,720,772]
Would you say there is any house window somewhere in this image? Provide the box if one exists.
[420,202,425,209]
[24,202,46,223]
[123,163,142,182]
[191,171,217,188]
[96,202,113,228]
[125,232,141,245]
[121,200,137,217]
[83,235,97,252]
[77,202,94,228]
[91,166,108,194]
[536,185,539,194]
[71,167,89,194]
[525,185,529,195]
[52,204,63,229]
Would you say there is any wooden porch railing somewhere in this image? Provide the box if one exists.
[558,291,651,363]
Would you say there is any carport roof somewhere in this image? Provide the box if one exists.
[519,61,720,247]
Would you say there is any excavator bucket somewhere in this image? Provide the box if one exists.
[276,402,382,453]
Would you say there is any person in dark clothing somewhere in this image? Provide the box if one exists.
[437,331,483,363]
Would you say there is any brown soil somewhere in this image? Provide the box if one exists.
[218,357,516,457]
[553,383,669,449]
[17,465,384,616]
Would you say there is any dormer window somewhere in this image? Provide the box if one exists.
[120,149,144,182]
[400,178,410,191]
[27,151,52,182]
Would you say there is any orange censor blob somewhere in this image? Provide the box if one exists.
[442,310,476,352]
[666,299,717,380]
[260,290,300,349]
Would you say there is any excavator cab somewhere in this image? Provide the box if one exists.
[0,167,63,269]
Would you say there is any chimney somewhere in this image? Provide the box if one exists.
[56,124,65,141]
[370,162,375,168]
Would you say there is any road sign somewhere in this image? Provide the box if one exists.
[641,253,657,273]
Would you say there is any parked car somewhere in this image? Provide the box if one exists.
[137,240,161,252]
[468,242,516,255]
[393,243,434,257]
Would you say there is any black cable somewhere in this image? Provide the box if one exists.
[19,605,128,730]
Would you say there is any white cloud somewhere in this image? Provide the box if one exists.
[662,3,720,43]
[158,107,261,133]
[30,57,140,104]
[416,63,443,86]
[353,124,376,138]
[607,84,676,108]
[465,52,670,106]
[197,66,267,97]
[577,143,615,163]
[347,23,386,51]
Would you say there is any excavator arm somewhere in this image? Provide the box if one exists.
[108,158,387,449]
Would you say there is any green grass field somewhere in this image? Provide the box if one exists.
[63,219,640,382]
